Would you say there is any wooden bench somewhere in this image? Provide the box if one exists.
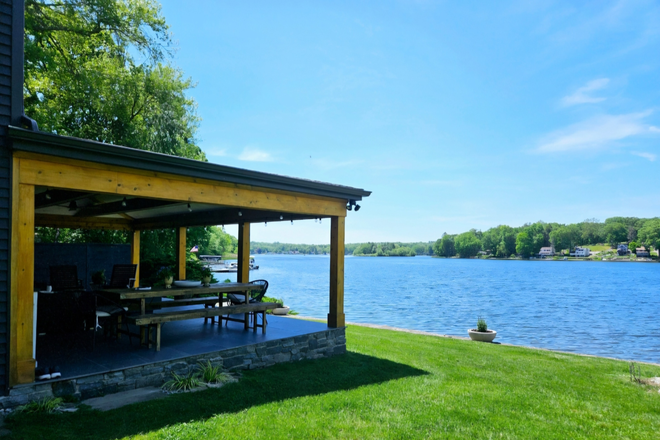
[126,302,279,351]
[148,297,230,324]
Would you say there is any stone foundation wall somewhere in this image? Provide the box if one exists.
[0,328,345,409]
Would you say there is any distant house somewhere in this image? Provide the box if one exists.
[617,244,629,256]
[570,246,590,257]
[636,246,650,258]
[539,246,555,257]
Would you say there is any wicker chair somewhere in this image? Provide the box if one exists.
[226,280,269,327]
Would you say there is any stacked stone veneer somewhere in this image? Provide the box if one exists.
[0,328,345,408]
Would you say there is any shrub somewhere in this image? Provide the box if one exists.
[477,317,488,332]
[162,372,201,392]
[15,397,63,414]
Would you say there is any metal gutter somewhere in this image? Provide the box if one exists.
[8,127,372,201]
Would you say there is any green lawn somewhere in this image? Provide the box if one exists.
[6,326,660,439]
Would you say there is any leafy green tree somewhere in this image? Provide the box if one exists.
[577,219,605,245]
[515,231,535,258]
[25,0,214,261]
[433,234,456,257]
[604,222,627,247]
[454,231,481,258]
[550,224,579,253]
[637,219,660,251]
[24,0,205,160]
[629,241,639,253]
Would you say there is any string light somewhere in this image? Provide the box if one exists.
[238,211,242,217]
[279,215,283,220]
[187,203,192,212]
[45,189,52,200]
[121,197,127,207]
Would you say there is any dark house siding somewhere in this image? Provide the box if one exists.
[0,0,22,394]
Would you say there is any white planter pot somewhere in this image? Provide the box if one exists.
[272,307,290,315]
[468,329,497,342]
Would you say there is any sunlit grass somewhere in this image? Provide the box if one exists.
[6,325,660,439]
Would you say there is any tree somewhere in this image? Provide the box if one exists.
[515,231,535,258]
[25,0,214,261]
[604,222,627,247]
[433,234,455,257]
[454,231,481,258]
[637,219,660,252]
[550,224,579,253]
[24,0,204,159]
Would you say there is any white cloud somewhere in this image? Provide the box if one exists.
[237,146,274,162]
[631,151,657,161]
[561,78,610,106]
[536,111,658,153]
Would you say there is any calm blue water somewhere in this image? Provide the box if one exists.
[223,255,660,364]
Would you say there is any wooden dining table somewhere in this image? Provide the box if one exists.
[102,282,259,328]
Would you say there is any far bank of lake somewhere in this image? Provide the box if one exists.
[227,254,660,364]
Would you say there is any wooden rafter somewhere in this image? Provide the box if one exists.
[34,189,91,209]
[74,198,179,217]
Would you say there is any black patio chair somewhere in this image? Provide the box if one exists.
[106,264,138,289]
[49,265,83,292]
[227,279,269,305]
[226,279,269,327]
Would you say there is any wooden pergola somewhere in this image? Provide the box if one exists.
[7,127,370,385]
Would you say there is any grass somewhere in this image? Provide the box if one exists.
[5,325,660,439]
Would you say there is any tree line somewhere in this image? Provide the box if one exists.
[251,242,435,256]
[433,217,660,258]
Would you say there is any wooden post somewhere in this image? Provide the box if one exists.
[176,227,186,280]
[131,230,140,287]
[10,160,36,384]
[237,222,250,283]
[328,216,345,328]
[237,222,250,330]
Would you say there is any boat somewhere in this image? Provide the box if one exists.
[207,257,259,273]
[199,255,227,272]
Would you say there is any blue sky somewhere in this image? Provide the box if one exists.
[157,0,660,244]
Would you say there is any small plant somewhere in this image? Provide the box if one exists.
[200,266,213,278]
[477,317,488,332]
[162,371,201,392]
[158,266,175,280]
[15,397,63,414]
[91,269,106,286]
[197,360,231,384]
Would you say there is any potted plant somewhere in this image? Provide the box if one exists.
[91,269,106,288]
[201,266,213,287]
[159,267,175,289]
[272,300,290,315]
[468,317,497,342]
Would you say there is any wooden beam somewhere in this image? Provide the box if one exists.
[328,216,345,328]
[176,227,186,281]
[10,158,36,384]
[18,155,347,218]
[34,189,90,209]
[237,222,250,330]
[35,213,133,230]
[131,230,140,287]
[237,223,250,284]
[74,198,179,217]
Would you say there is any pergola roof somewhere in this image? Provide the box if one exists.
[10,126,371,230]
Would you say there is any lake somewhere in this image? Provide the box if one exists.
[222,255,660,364]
